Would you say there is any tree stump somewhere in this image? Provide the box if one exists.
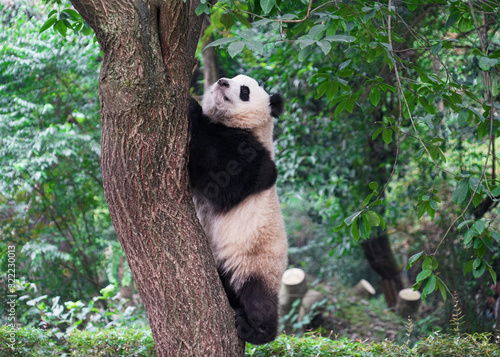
[395,288,421,318]
[349,279,376,300]
[298,289,323,321]
[279,268,308,316]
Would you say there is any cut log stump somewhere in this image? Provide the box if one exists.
[279,268,308,316]
[395,288,421,318]
[349,279,376,300]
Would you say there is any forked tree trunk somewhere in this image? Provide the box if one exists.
[68,0,243,355]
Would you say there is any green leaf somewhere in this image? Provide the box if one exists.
[362,192,374,206]
[317,40,331,55]
[334,100,346,116]
[298,39,315,49]
[407,251,424,269]
[369,181,379,191]
[407,2,418,11]
[472,193,482,208]
[479,56,498,71]
[476,239,486,258]
[418,201,428,219]
[324,35,356,43]
[489,268,497,285]
[469,177,481,192]
[345,210,362,225]
[375,212,386,230]
[40,16,57,34]
[422,274,436,297]
[416,269,432,283]
[419,97,436,114]
[62,9,82,20]
[370,86,381,106]
[245,41,264,55]
[233,12,252,28]
[452,180,468,204]
[344,97,355,113]
[359,215,371,239]
[457,220,473,230]
[372,127,384,141]
[380,83,396,93]
[464,259,474,275]
[473,259,486,278]
[464,229,476,245]
[365,211,380,226]
[351,218,360,241]
[473,220,485,235]
[54,19,68,36]
[382,129,392,144]
[220,13,236,29]
[491,185,500,196]
[195,2,210,15]
[422,256,435,271]
[414,147,424,160]
[260,0,276,14]
[333,222,346,232]
[431,42,442,55]
[204,37,236,49]
[308,25,325,40]
[227,41,244,57]
[298,46,313,61]
[445,11,460,29]
[436,276,448,301]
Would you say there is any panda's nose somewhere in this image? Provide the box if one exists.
[217,79,230,88]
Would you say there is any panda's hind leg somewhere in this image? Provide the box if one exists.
[235,275,279,345]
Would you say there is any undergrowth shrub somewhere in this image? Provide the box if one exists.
[2,326,499,356]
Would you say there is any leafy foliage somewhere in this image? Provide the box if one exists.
[2,326,498,356]
[21,284,147,338]
[0,326,155,357]
[246,332,500,357]
[0,1,113,301]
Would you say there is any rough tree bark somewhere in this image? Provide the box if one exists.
[67,0,243,355]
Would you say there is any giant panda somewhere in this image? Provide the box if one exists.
[188,75,288,344]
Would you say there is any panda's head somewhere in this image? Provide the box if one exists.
[202,75,284,130]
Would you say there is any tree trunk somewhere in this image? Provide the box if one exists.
[201,16,219,92]
[361,233,404,307]
[360,108,404,308]
[395,288,421,318]
[68,1,243,355]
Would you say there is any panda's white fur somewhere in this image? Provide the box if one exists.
[188,75,287,344]
[203,76,274,137]
[196,185,287,292]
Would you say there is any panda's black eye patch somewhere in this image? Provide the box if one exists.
[240,85,250,101]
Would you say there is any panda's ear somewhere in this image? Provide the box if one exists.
[270,93,284,118]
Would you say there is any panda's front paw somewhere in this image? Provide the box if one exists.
[234,308,276,345]
[234,308,253,338]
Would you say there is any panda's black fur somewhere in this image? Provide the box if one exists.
[188,75,287,345]
[188,98,277,213]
